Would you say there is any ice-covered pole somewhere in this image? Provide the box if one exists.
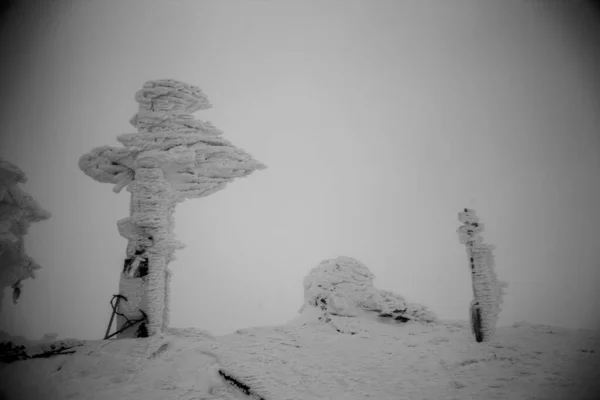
[457,208,507,342]
[79,80,266,338]
[0,158,51,314]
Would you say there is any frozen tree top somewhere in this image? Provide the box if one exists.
[0,158,51,244]
[299,256,437,324]
[79,79,266,199]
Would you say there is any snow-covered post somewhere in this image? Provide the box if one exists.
[79,80,266,338]
[0,159,51,314]
[457,208,507,342]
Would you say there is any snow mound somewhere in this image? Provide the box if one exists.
[299,256,437,326]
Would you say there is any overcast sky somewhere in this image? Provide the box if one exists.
[1,0,599,340]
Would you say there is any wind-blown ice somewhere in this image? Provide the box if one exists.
[0,158,51,314]
[298,256,437,327]
[79,79,266,338]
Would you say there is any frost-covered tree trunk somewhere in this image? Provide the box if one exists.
[116,155,183,337]
[130,158,170,337]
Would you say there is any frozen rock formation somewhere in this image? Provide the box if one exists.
[457,208,507,342]
[0,159,51,314]
[79,79,266,338]
[298,256,437,331]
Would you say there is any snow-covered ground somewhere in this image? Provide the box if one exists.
[1,318,598,400]
[1,257,598,399]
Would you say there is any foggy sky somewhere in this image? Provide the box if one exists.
[1,0,599,340]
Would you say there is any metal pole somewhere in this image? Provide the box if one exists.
[104,296,121,340]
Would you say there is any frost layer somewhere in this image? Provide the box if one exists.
[299,256,437,325]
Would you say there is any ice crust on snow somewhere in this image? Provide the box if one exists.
[299,256,437,325]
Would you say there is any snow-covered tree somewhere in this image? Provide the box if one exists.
[79,79,266,338]
[0,159,51,314]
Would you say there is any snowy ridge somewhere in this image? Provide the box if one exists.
[1,260,599,400]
